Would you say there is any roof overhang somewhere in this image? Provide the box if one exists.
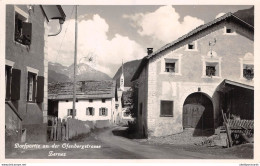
[40,5,66,22]
[217,79,254,93]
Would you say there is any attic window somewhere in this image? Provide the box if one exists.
[102,99,106,103]
[226,28,232,33]
[14,11,31,45]
[188,43,194,49]
[224,26,236,35]
[186,41,197,51]
[89,99,93,103]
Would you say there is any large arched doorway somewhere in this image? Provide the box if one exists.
[183,92,214,136]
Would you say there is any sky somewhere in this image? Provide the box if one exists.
[47,5,253,77]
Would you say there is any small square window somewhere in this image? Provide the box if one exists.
[188,44,194,49]
[99,107,107,116]
[86,107,94,116]
[226,28,232,33]
[102,99,106,103]
[160,100,173,117]
[206,66,216,77]
[165,62,175,73]
[89,99,93,102]
[67,109,76,116]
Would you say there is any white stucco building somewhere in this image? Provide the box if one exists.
[48,80,118,124]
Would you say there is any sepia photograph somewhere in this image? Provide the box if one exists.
[3,3,256,161]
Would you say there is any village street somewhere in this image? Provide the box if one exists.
[6,126,251,159]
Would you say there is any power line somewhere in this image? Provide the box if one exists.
[55,6,75,62]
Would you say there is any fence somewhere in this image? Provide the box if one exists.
[47,117,111,141]
[47,117,90,141]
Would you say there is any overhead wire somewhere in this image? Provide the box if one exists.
[55,6,75,63]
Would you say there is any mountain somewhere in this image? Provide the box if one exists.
[48,62,111,83]
[113,59,142,87]
[48,70,70,83]
[233,6,254,26]
[67,63,111,81]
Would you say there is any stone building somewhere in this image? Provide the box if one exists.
[131,13,254,138]
[5,5,65,152]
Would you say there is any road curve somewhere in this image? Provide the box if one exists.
[97,126,235,159]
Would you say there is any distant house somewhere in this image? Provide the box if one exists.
[48,80,118,124]
[131,13,254,138]
[5,4,65,151]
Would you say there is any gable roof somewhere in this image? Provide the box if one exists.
[48,80,116,100]
[131,12,254,81]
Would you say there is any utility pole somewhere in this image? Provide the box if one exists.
[72,5,78,119]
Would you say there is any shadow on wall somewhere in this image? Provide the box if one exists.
[183,92,214,137]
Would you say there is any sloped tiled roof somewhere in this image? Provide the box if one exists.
[48,80,116,100]
[131,12,254,81]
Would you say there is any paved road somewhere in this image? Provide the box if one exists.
[97,126,237,159]
[6,126,239,159]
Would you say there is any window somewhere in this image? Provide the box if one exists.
[206,65,216,77]
[165,62,175,73]
[99,107,108,116]
[240,53,254,80]
[14,7,31,45]
[161,54,182,75]
[102,99,106,103]
[86,107,95,116]
[226,28,232,33]
[188,43,194,49]
[89,99,93,103]
[186,41,197,51]
[202,51,222,78]
[27,72,36,102]
[160,100,173,117]
[243,64,254,80]
[5,66,12,100]
[224,26,236,35]
[139,103,142,115]
[67,109,76,116]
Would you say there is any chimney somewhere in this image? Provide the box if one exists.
[147,48,153,55]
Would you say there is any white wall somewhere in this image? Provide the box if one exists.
[58,99,113,121]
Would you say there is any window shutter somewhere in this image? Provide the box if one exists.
[36,76,44,103]
[67,109,70,116]
[22,22,32,45]
[99,108,101,116]
[6,68,11,100]
[11,69,21,101]
[105,108,108,116]
[86,108,89,115]
[93,108,95,116]
[32,75,36,102]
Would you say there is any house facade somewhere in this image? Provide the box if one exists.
[5,5,65,152]
[131,13,254,138]
[48,80,118,124]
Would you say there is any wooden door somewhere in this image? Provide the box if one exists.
[183,104,205,128]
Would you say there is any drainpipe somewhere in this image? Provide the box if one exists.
[48,19,64,37]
